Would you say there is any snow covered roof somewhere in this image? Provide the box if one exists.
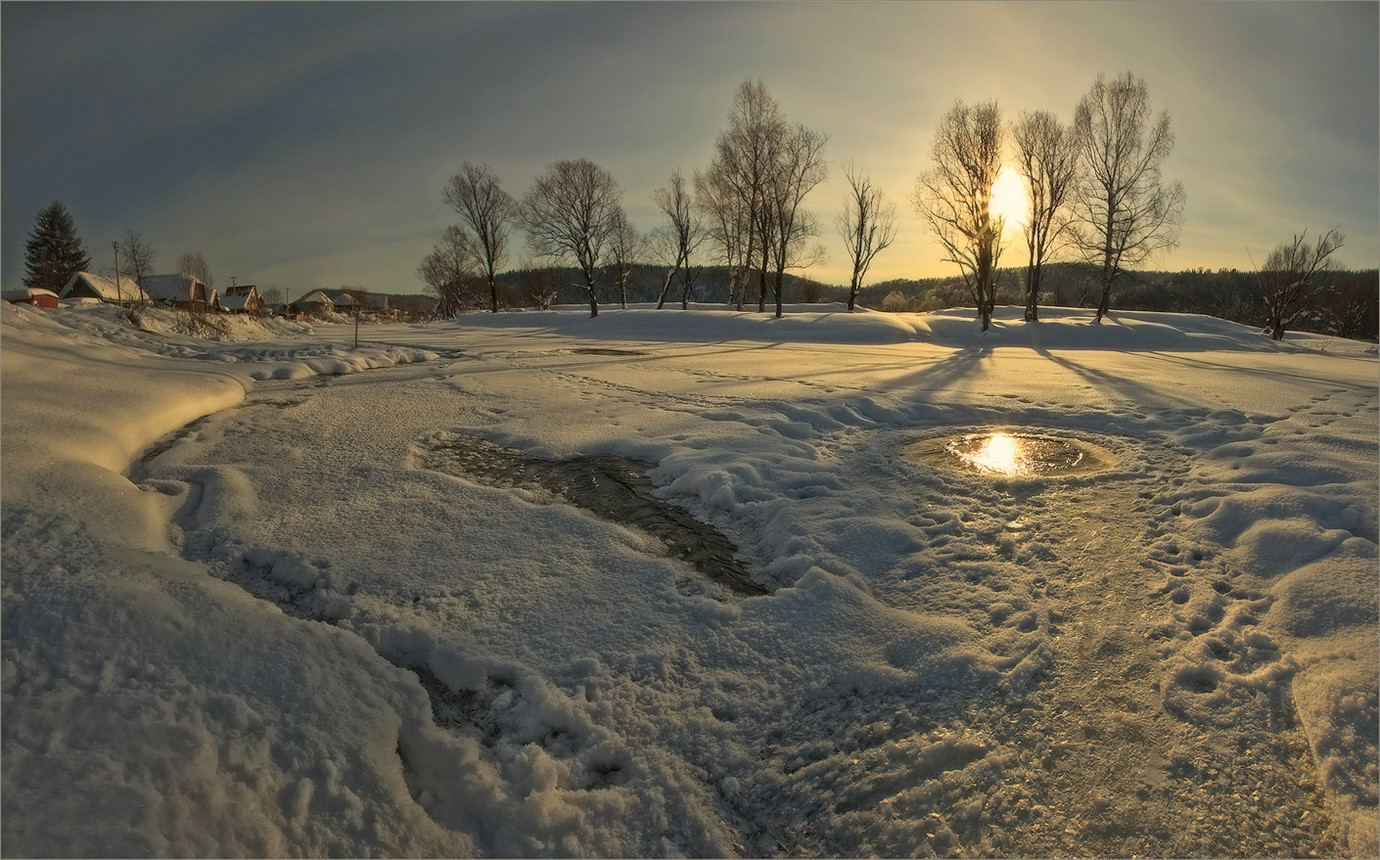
[59,272,150,303]
[333,293,356,306]
[2,287,59,301]
[142,274,205,303]
[219,293,256,311]
[296,290,334,306]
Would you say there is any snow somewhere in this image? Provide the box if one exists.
[2,300,1375,857]
[59,271,152,303]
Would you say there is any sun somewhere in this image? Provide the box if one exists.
[989,166,1029,236]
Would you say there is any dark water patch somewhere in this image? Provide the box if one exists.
[416,434,766,598]
[571,347,649,356]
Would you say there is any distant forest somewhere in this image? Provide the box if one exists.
[443,262,1378,342]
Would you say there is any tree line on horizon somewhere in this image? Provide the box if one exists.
[423,73,1360,342]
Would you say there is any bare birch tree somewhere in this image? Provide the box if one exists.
[652,169,707,309]
[442,161,516,314]
[706,80,789,313]
[176,251,212,289]
[1012,110,1081,321]
[913,99,1006,332]
[694,163,751,308]
[1253,226,1344,341]
[606,210,644,309]
[836,162,898,312]
[520,158,623,318]
[765,123,829,318]
[117,229,156,288]
[1072,72,1186,322]
[417,226,480,316]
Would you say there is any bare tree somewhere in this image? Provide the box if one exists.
[706,80,790,313]
[694,163,751,308]
[520,158,623,318]
[1012,110,1081,321]
[836,161,898,312]
[176,251,213,289]
[261,286,284,306]
[1072,72,1186,322]
[117,229,156,288]
[652,169,707,309]
[606,210,645,309]
[417,226,480,316]
[913,99,1007,332]
[1253,227,1345,341]
[765,123,829,318]
[442,161,516,314]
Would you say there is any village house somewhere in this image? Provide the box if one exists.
[221,283,263,315]
[2,287,61,308]
[58,272,151,304]
[141,273,219,312]
[293,290,335,315]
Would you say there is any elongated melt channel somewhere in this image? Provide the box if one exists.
[416,434,767,598]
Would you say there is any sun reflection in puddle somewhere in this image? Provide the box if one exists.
[905,430,1116,477]
[962,431,1026,474]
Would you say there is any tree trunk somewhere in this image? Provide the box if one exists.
[1024,262,1039,322]
[656,267,677,310]
[582,278,599,318]
[1096,281,1112,322]
[848,275,860,312]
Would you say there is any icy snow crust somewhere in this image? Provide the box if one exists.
[2,301,1375,857]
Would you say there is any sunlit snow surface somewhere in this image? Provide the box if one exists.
[2,302,1376,858]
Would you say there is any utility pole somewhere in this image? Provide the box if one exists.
[111,241,123,306]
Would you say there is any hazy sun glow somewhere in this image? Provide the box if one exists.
[989,167,1028,236]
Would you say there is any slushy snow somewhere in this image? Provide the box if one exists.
[2,301,1375,857]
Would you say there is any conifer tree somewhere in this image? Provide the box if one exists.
[23,201,90,294]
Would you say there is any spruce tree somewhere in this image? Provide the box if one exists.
[23,201,91,294]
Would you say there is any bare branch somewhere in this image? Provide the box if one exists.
[442,162,516,313]
[836,161,898,311]
[912,99,1005,331]
[1071,72,1185,321]
[519,158,623,318]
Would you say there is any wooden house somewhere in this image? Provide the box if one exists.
[58,272,151,304]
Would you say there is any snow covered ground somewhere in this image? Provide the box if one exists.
[2,301,1375,857]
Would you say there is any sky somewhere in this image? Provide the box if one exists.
[3,1,1377,299]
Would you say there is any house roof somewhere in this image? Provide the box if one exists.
[142,273,205,303]
[59,272,151,303]
[333,293,356,306]
[220,293,257,311]
[225,284,257,296]
[3,287,60,301]
[297,290,334,305]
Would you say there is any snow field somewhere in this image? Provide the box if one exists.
[2,302,1375,857]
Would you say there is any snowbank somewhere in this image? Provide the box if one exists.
[2,301,1375,857]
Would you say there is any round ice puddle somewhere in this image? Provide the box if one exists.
[904,430,1118,477]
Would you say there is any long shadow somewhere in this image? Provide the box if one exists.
[1028,343,1205,413]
